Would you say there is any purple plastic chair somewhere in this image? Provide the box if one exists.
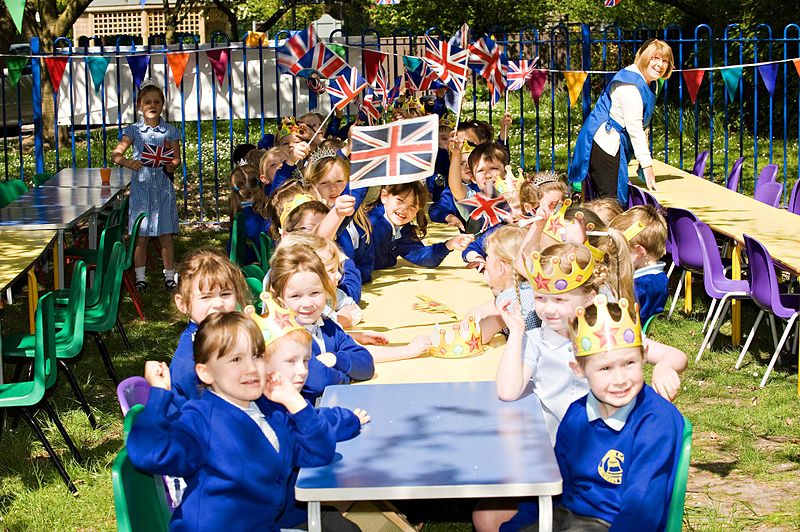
[754,181,783,208]
[726,157,745,192]
[788,179,800,215]
[627,184,648,208]
[736,235,800,387]
[666,208,703,319]
[116,376,151,416]
[755,163,778,188]
[693,221,751,362]
[691,150,710,178]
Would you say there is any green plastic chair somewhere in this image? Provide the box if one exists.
[112,404,172,532]
[665,415,693,532]
[32,172,54,187]
[0,292,83,494]
[246,276,264,302]
[642,313,657,335]
[0,180,25,207]
[253,232,274,272]
[59,223,122,308]
[241,263,266,281]
[228,211,249,266]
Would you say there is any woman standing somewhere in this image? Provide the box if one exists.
[568,39,674,205]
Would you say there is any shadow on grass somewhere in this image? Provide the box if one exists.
[692,460,740,477]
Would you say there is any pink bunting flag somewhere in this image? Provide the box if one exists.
[527,69,547,105]
[757,63,778,96]
[43,57,68,92]
[682,69,705,104]
[206,49,229,87]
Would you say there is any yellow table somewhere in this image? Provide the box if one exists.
[353,224,506,385]
[0,229,57,333]
[629,160,800,346]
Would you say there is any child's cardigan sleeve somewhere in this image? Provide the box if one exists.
[321,318,375,382]
[169,323,200,406]
[340,258,362,302]
[317,405,362,442]
[286,401,337,468]
[269,162,297,194]
[302,356,350,400]
[429,188,460,224]
[395,227,450,268]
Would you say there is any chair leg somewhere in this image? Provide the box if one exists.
[88,331,119,385]
[666,261,676,282]
[123,271,145,321]
[41,399,83,463]
[708,299,732,350]
[702,298,718,333]
[19,408,78,494]
[767,314,779,351]
[696,296,727,362]
[115,317,132,350]
[761,314,800,387]
[58,360,98,429]
[667,271,685,319]
[736,310,765,369]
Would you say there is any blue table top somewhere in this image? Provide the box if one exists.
[296,381,562,501]
[8,185,125,210]
[0,204,93,230]
[41,167,133,189]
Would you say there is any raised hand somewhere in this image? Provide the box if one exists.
[144,360,171,390]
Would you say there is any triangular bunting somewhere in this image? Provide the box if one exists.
[126,55,150,89]
[720,67,742,102]
[206,49,229,87]
[244,31,266,48]
[564,71,588,107]
[4,0,25,33]
[757,63,778,96]
[403,55,422,73]
[86,56,110,95]
[682,69,705,104]
[43,57,68,92]
[328,44,346,60]
[527,69,547,105]
[793,58,800,78]
[362,49,387,85]
[656,77,665,95]
[5,56,27,87]
[167,52,190,87]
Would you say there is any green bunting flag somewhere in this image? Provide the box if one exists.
[5,55,27,86]
[4,0,25,33]
[720,67,743,102]
[86,56,110,94]
[403,55,422,73]
[327,44,346,60]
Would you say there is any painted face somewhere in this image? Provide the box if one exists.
[645,54,669,82]
[317,248,342,286]
[266,338,310,392]
[540,190,563,216]
[138,91,164,124]
[313,164,348,207]
[381,190,420,227]
[533,288,594,335]
[474,157,504,194]
[576,346,644,418]
[196,330,267,408]
[281,270,327,325]
[179,278,238,325]
[292,211,325,234]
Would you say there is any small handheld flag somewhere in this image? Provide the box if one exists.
[458,193,510,232]
[326,67,369,111]
[140,142,175,168]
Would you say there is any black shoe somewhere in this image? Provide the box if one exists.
[164,279,177,291]
[135,280,148,292]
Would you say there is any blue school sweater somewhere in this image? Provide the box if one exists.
[169,322,200,406]
[310,317,375,383]
[268,162,297,195]
[340,258,362,302]
[501,385,683,531]
[336,221,371,284]
[461,222,506,262]
[633,262,668,324]
[127,388,336,532]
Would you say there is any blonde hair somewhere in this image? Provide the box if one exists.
[175,249,251,313]
[486,225,527,303]
[538,243,610,296]
[283,200,329,234]
[228,164,262,219]
[264,327,312,361]
[278,233,341,307]
[259,147,287,183]
[593,228,637,305]
[610,205,668,261]
[634,39,674,80]
[193,311,264,365]
[268,242,337,305]
[584,198,624,225]
[269,181,316,239]
[518,180,540,213]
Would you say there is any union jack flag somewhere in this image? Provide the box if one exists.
[141,142,174,168]
[458,193,510,232]
[404,63,441,93]
[469,37,507,104]
[375,0,400,4]
[449,23,471,50]
[373,64,389,107]
[507,59,539,91]
[348,114,438,189]
[296,42,349,79]
[276,26,318,75]
[326,67,368,111]
[604,0,621,5]
[423,36,469,93]
[386,75,403,105]
[360,88,382,124]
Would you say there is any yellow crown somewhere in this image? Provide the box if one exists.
[276,116,301,140]
[428,316,485,359]
[279,193,316,227]
[542,198,572,242]
[495,165,525,196]
[622,220,646,242]
[249,292,306,346]
[523,250,595,294]
[461,141,475,154]
[440,111,457,130]
[573,295,642,357]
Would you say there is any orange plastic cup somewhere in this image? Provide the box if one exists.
[100,167,111,185]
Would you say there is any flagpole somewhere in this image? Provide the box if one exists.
[311,107,336,143]
[504,88,509,114]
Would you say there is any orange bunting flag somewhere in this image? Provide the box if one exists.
[564,71,588,107]
[167,53,190,87]
[245,31,266,48]
[682,69,705,104]
[793,58,800,78]
[43,57,69,93]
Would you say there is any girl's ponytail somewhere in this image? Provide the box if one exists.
[602,228,636,305]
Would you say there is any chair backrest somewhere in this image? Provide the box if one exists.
[725,157,745,192]
[666,208,703,271]
[259,232,274,272]
[0,181,18,208]
[112,405,172,532]
[743,234,781,313]
[693,221,732,300]
[789,179,800,216]
[33,172,54,187]
[124,213,147,270]
[755,164,779,191]
[665,416,693,532]
[229,212,248,266]
[627,185,647,208]
[89,242,127,331]
[753,181,782,208]
[246,276,264,301]
[116,376,151,416]
[7,178,27,197]
[59,261,87,358]
[691,150,709,178]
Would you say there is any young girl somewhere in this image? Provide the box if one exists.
[111,81,181,291]
[258,147,287,189]
[366,181,472,280]
[268,243,375,399]
[128,312,336,531]
[169,249,251,405]
[228,163,270,265]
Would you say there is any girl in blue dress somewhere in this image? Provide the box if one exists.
[111,81,181,291]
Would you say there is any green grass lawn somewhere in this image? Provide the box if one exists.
[1,226,799,531]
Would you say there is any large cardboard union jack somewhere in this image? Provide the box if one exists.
[348,114,438,189]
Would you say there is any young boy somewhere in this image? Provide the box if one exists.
[501,295,685,531]
[609,205,669,324]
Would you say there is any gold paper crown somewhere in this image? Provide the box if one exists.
[573,295,642,357]
[461,141,475,154]
[277,117,301,140]
[401,96,422,113]
[249,292,306,346]
[622,220,646,242]
[495,165,525,196]
[523,250,595,294]
[542,198,606,262]
[440,111,457,130]
[428,316,485,359]
[279,193,316,227]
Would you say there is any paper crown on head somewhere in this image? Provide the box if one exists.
[573,295,642,357]
[461,141,475,154]
[428,316,485,359]
[249,292,306,346]
[495,165,525,196]
[622,220,647,242]
[401,96,422,113]
[279,193,316,227]
[440,111,457,130]
[276,116,301,140]
[523,250,595,294]
[542,198,606,262]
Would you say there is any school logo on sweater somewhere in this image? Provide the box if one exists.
[598,449,624,485]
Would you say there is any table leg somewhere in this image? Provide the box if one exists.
[89,213,98,249]
[731,243,742,346]
[307,501,322,532]
[55,230,64,289]
[683,272,693,313]
[27,270,38,334]
[538,495,553,532]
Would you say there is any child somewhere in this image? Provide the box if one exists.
[228,163,270,264]
[610,205,669,324]
[268,243,375,399]
[232,142,256,165]
[500,296,685,531]
[531,171,570,215]
[268,181,317,240]
[127,312,337,531]
[584,197,624,225]
[258,147,287,189]
[366,181,473,280]
[169,249,251,405]
[429,140,479,233]
[110,80,181,291]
